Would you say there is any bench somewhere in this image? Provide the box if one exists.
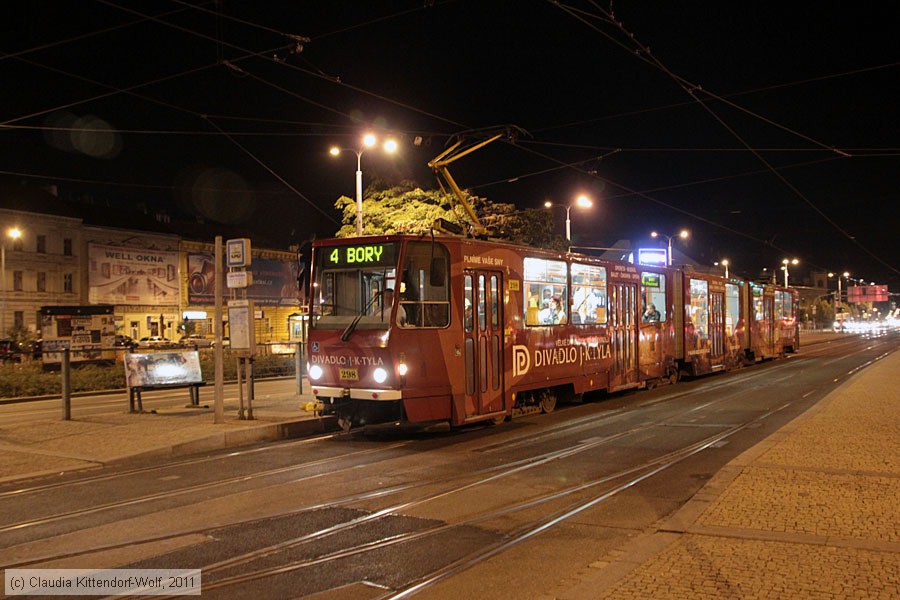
[124,351,205,413]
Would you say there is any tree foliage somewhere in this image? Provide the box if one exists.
[333,182,566,250]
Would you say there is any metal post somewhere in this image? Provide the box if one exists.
[294,344,303,398]
[237,357,245,419]
[61,347,71,420]
[247,356,254,420]
[214,236,225,424]
[667,238,673,266]
[355,155,363,237]
[565,206,572,242]
[1,243,5,337]
[837,277,842,313]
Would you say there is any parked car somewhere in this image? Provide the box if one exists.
[137,336,174,349]
[114,335,137,351]
[179,334,213,349]
[0,339,22,363]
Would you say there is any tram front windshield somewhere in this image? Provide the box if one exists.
[311,242,400,330]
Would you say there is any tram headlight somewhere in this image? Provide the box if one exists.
[397,362,408,376]
[308,364,323,380]
[373,367,388,384]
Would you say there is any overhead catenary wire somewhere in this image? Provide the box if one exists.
[552,0,899,278]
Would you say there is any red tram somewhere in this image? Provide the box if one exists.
[303,234,798,429]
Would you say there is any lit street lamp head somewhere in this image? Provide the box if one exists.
[544,195,594,241]
[329,134,400,236]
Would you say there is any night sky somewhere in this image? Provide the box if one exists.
[2,1,898,287]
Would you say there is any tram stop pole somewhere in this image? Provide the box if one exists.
[61,347,71,420]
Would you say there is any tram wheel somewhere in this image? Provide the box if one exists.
[539,389,557,413]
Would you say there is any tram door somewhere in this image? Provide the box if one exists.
[761,296,774,357]
[710,292,725,359]
[610,282,639,386]
[463,271,505,419]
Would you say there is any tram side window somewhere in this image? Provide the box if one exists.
[399,242,450,328]
[571,263,608,325]
[689,278,710,340]
[725,283,740,335]
[640,272,666,322]
[524,257,568,326]
[752,286,765,321]
[777,290,792,320]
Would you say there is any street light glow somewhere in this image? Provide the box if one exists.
[650,229,689,266]
[330,134,400,236]
[544,195,594,241]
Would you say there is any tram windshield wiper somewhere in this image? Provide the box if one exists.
[341,294,381,342]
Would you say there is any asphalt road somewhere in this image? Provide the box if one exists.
[0,331,896,599]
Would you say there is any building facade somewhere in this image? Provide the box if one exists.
[1,206,302,345]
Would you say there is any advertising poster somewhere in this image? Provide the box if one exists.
[88,243,179,306]
[40,305,116,365]
[124,351,203,388]
[188,253,300,306]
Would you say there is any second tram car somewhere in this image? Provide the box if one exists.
[304,234,798,429]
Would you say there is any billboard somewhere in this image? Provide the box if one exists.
[89,243,179,306]
[124,351,202,388]
[637,248,668,267]
[188,253,300,306]
[40,305,116,365]
[847,285,889,303]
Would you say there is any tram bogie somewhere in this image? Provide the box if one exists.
[304,234,799,430]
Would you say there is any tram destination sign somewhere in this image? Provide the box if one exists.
[324,243,397,268]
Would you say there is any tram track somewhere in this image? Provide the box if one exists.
[141,384,801,599]
[155,337,900,597]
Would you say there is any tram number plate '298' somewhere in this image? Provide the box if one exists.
[339,368,358,381]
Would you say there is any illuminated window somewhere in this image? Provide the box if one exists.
[689,278,709,339]
[571,263,607,325]
[524,257,568,326]
[751,285,765,321]
[640,272,666,322]
[725,283,740,336]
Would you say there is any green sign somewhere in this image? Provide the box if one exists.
[641,273,661,287]
[323,244,397,268]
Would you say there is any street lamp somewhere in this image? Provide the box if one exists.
[828,271,850,315]
[781,258,799,287]
[650,229,689,266]
[544,194,593,241]
[1,226,23,337]
[329,133,398,237]
[715,259,730,278]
